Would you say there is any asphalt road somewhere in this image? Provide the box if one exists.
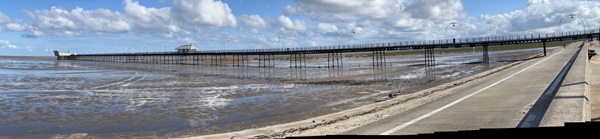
[343,42,582,135]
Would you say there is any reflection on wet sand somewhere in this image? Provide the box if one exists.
[373,66,387,81]
[426,65,436,80]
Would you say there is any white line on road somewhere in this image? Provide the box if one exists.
[380,51,560,135]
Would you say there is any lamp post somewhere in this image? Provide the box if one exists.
[350,28,356,43]
[557,13,591,34]
[127,46,135,54]
[139,45,147,53]
[226,39,230,50]
[337,28,356,45]
[436,21,469,41]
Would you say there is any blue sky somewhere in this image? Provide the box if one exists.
[462,0,527,17]
[0,0,599,56]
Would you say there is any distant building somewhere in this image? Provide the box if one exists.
[53,50,72,60]
[175,43,199,53]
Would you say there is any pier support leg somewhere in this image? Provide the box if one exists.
[543,40,547,56]
[340,52,343,68]
[383,49,386,67]
[303,53,306,68]
[424,46,435,66]
[372,50,376,68]
[327,53,330,68]
[483,43,490,64]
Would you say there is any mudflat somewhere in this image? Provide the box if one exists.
[0,47,555,138]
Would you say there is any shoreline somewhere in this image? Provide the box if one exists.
[187,48,560,139]
[0,48,558,138]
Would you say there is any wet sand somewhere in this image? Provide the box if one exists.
[0,47,557,138]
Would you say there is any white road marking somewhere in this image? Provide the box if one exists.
[380,51,561,135]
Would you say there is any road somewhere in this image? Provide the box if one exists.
[344,42,583,135]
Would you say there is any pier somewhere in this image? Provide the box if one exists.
[59,30,599,68]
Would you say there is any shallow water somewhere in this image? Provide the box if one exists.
[0,48,555,137]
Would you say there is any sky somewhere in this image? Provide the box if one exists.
[1,0,600,56]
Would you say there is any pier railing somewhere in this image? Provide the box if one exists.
[77,29,598,56]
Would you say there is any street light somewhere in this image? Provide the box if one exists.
[140,45,147,53]
[436,21,469,41]
[235,40,241,49]
[227,39,231,50]
[350,28,356,43]
[557,13,591,34]
[127,46,135,54]
[337,28,356,45]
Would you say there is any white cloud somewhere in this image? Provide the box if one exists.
[294,20,308,30]
[4,23,45,38]
[284,0,398,22]
[240,14,269,32]
[317,23,338,33]
[124,0,167,23]
[124,0,174,30]
[471,0,600,36]
[283,0,466,42]
[283,0,465,23]
[173,0,237,27]
[6,23,26,31]
[0,40,17,49]
[162,31,174,38]
[13,0,241,39]
[278,15,307,31]
[0,11,10,23]
[405,0,463,20]
[123,0,185,37]
[282,0,600,45]
[279,15,294,29]
[5,0,600,53]
[24,6,132,35]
